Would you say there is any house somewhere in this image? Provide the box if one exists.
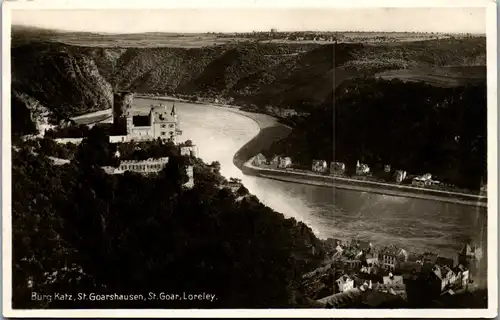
[336,275,355,293]
[379,247,400,271]
[278,156,292,169]
[312,160,328,173]
[269,156,281,168]
[430,265,457,293]
[411,173,440,187]
[335,245,344,255]
[365,252,379,267]
[342,259,362,271]
[412,176,427,187]
[180,144,198,158]
[252,153,267,166]
[397,248,409,262]
[457,242,482,277]
[360,259,383,275]
[356,160,370,175]
[395,170,407,183]
[330,161,346,174]
[383,273,404,285]
[456,264,470,289]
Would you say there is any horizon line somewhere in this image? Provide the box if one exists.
[12,24,487,36]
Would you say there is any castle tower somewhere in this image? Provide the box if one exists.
[457,241,482,278]
[113,91,134,135]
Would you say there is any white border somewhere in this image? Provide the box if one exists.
[2,0,498,318]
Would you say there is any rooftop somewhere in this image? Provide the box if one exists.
[436,256,455,268]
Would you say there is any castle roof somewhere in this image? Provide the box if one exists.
[152,104,177,122]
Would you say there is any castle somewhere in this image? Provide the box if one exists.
[101,156,195,189]
[110,91,182,144]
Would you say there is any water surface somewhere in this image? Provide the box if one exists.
[135,98,487,283]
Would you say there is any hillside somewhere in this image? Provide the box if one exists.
[10,33,486,129]
[265,78,487,190]
[12,133,326,309]
[12,42,114,122]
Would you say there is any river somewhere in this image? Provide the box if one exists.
[134,97,487,284]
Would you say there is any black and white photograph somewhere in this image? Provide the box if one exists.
[2,0,497,318]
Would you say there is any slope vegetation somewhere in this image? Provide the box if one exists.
[11,34,486,129]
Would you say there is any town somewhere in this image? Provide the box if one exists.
[251,153,488,196]
[300,237,482,307]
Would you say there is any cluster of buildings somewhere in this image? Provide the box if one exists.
[50,92,197,188]
[100,143,197,189]
[302,238,482,307]
[253,153,459,189]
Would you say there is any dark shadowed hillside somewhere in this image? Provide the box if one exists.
[12,42,113,122]
[266,78,487,190]
[12,135,326,309]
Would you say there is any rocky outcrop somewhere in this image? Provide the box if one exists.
[11,90,51,136]
[11,42,113,123]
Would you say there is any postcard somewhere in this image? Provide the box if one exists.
[2,0,497,318]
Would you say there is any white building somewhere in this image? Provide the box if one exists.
[356,160,370,175]
[312,160,328,173]
[278,156,292,169]
[101,157,194,189]
[336,275,355,293]
[180,145,198,158]
[395,170,407,183]
[114,157,170,174]
[383,273,404,285]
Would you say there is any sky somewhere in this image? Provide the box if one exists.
[11,8,486,34]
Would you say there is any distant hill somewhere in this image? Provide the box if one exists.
[10,27,486,132]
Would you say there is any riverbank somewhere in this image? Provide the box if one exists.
[133,94,294,169]
[71,95,487,207]
[228,108,487,207]
[241,158,487,208]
